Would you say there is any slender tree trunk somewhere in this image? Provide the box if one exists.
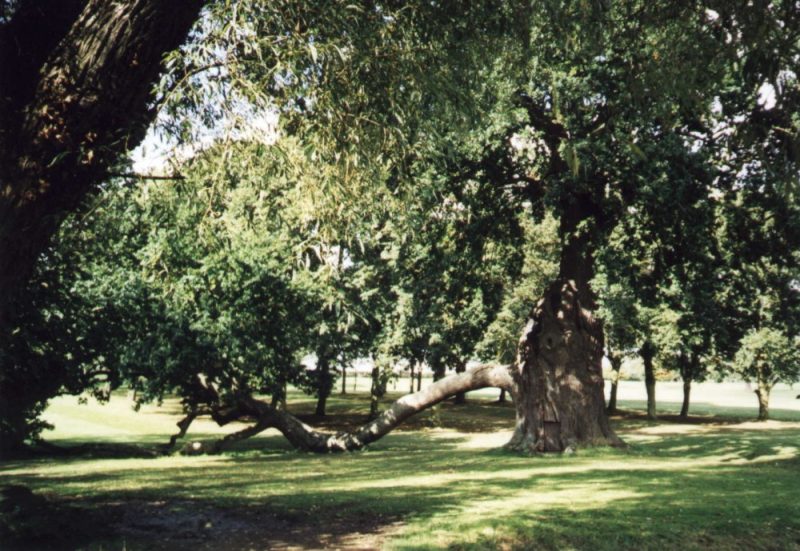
[497,389,507,403]
[315,356,332,417]
[607,352,622,414]
[755,382,771,421]
[340,365,347,395]
[680,377,692,419]
[640,342,657,420]
[0,0,204,322]
[368,365,382,420]
[409,360,416,394]
[417,370,422,391]
[453,359,467,404]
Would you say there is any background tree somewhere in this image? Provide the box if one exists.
[477,212,559,402]
[733,328,800,421]
[593,274,640,415]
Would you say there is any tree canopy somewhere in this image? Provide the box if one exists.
[1,0,798,455]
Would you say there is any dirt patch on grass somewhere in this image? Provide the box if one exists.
[3,484,404,550]
[88,498,402,550]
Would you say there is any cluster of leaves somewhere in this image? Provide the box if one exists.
[4,0,800,446]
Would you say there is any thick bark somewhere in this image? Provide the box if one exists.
[755,383,770,421]
[0,0,204,321]
[507,280,622,453]
[680,378,692,419]
[640,342,657,420]
[207,364,514,453]
[607,351,622,414]
[503,168,622,452]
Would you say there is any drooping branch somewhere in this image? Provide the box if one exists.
[207,363,514,453]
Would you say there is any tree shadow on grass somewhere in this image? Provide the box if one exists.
[2,421,800,550]
[612,399,800,422]
[6,444,800,549]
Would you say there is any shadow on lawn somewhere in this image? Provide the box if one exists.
[2,419,800,550]
[613,398,800,422]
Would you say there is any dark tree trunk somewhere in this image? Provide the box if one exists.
[507,280,622,453]
[680,378,691,419]
[315,355,333,417]
[505,185,622,453]
[416,370,422,391]
[368,365,382,420]
[409,360,416,394]
[432,362,446,382]
[340,365,347,395]
[270,384,286,411]
[497,389,507,403]
[640,341,657,420]
[679,349,701,419]
[453,359,467,404]
[607,351,622,414]
[755,383,770,421]
[0,0,204,322]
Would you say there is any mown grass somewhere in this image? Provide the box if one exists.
[1,385,799,550]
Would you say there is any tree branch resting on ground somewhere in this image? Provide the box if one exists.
[187,363,514,454]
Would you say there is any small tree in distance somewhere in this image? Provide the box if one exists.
[733,328,799,421]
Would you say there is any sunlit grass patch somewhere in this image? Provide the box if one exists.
[2,387,799,550]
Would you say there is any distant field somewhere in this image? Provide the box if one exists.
[1,381,799,550]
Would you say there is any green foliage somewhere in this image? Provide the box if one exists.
[477,213,559,364]
[733,328,800,388]
[4,0,800,447]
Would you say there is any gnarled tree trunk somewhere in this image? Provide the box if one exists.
[506,280,621,452]
[504,182,622,452]
[0,0,204,322]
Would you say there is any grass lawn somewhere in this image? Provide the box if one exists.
[1,382,799,550]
